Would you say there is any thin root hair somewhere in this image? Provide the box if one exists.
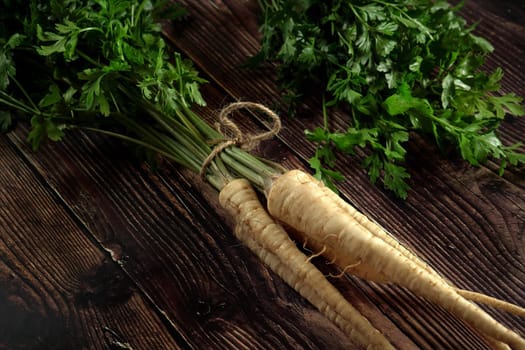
[305,246,327,264]
[329,260,363,279]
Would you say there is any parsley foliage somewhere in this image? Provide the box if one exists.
[0,0,203,150]
[256,0,525,198]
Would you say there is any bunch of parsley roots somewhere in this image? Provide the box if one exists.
[1,0,524,349]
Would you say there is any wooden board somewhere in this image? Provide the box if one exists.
[1,0,524,349]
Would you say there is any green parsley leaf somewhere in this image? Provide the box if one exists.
[27,115,65,151]
[0,110,13,132]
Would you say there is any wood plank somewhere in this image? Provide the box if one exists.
[0,135,183,350]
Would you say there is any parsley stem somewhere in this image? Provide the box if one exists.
[219,151,266,189]
[76,50,102,68]
[348,3,364,24]
[224,147,283,178]
[10,76,39,112]
[107,90,283,190]
[0,92,39,115]
[182,106,222,140]
[79,125,226,189]
[322,95,328,131]
[146,107,210,161]
[79,126,182,163]
[78,27,105,34]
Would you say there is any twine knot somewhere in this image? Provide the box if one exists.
[199,101,281,179]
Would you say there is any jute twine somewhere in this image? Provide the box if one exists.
[199,101,281,179]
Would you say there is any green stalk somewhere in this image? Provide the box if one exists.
[220,152,266,189]
[79,126,182,163]
[223,147,283,179]
[123,98,283,191]
[0,91,40,115]
[181,106,223,140]
[114,102,283,191]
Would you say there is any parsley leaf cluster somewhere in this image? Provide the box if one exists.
[256,0,525,198]
[0,0,204,151]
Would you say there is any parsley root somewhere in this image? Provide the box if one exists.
[219,178,395,350]
[266,170,525,349]
[301,181,525,317]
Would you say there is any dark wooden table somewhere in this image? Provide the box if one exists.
[1,1,524,349]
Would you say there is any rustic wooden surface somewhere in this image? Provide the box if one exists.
[1,0,524,349]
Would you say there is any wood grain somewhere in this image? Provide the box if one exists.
[0,0,524,349]
[0,136,182,350]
